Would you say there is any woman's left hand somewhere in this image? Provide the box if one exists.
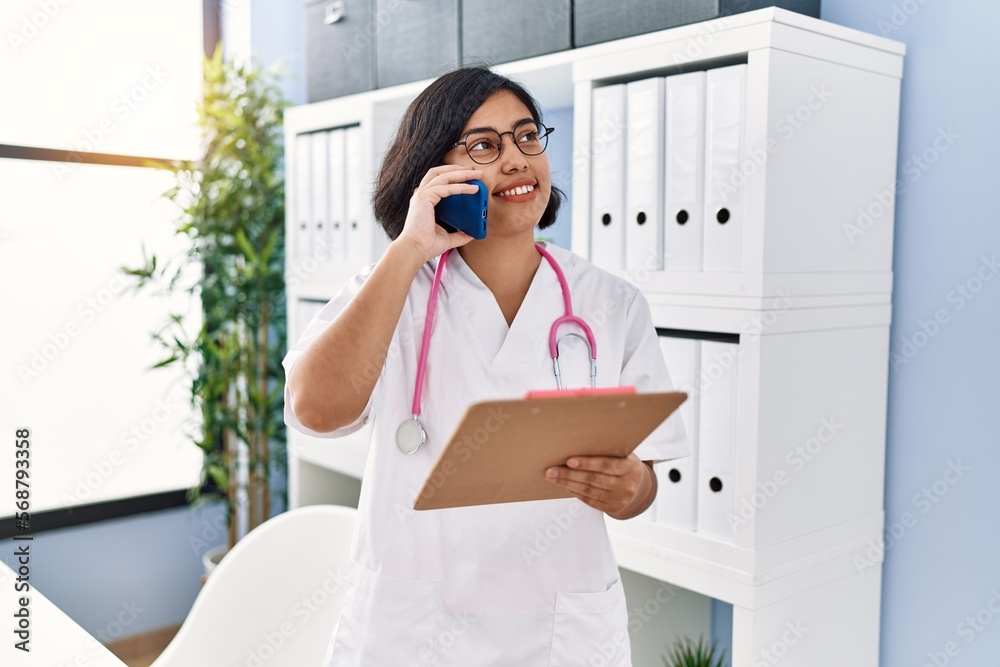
[545,453,654,519]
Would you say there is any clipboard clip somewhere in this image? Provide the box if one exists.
[524,386,636,400]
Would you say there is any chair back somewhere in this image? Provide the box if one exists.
[151,504,357,667]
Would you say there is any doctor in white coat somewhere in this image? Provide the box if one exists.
[284,66,689,666]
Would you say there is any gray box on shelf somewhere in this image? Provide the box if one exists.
[574,0,821,47]
[305,0,377,102]
[377,0,460,87]
[461,0,572,66]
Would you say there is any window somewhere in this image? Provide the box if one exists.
[1,0,206,518]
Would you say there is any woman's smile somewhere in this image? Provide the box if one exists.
[493,178,538,203]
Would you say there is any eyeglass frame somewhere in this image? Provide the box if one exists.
[451,119,555,165]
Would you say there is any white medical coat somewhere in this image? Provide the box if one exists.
[282,242,689,667]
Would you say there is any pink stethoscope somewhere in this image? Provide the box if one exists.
[395,243,597,455]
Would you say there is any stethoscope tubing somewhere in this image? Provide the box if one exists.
[411,246,451,418]
[399,243,597,454]
[534,243,597,362]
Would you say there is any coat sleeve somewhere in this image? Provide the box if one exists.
[281,265,395,439]
[619,287,691,463]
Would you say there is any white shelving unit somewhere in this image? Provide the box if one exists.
[283,9,905,665]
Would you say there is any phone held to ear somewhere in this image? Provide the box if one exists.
[434,179,488,240]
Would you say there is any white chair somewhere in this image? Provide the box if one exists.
[151,504,356,667]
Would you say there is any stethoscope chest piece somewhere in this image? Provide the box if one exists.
[396,416,426,455]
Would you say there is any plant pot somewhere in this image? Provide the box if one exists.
[200,544,228,586]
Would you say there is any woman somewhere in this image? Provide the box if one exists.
[283,66,689,666]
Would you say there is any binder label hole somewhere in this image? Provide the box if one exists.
[675,210,689,225]
[601,213,612,226]
[668,468,682,483]
[636,211,647,225]
[709,477,723,493]
[716,208,731,224]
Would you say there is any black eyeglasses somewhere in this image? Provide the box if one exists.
[452,120,555,165]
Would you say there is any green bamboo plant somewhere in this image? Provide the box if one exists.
[663,636,728,667]
[123,44,289,551]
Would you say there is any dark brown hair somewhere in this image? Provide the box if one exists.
[371,66,563,240]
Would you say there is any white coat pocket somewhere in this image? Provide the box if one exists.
[328,561,441,667]
[548,578,631,667]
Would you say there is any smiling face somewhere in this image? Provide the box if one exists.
[442,90,552,238]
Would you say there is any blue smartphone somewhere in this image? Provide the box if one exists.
[434,179,488,239]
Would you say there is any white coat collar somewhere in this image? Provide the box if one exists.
[443,241,578,367]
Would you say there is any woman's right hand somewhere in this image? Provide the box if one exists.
[394,164,483,264]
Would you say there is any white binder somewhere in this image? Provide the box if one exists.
[696,340,739,541]
[344,125,369,267]
[589,83,627,270]
[293,134,312,261]
[703,64,747,272]
[309,131,329,264]
[655,336,700,531]
[663,71,706,271]
[625,77,665,270]
[327,128,347,263]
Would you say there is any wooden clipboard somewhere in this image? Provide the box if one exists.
[412,390,687,510]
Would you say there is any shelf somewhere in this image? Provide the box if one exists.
[289,424,372,480]
[571,7,905,83]
[283,8,904,663]
[606,510,882,608]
